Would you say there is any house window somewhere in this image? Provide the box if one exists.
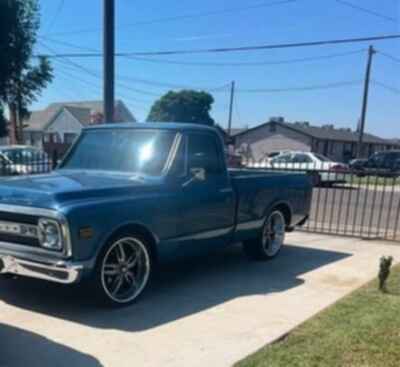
[269,123,277,133]
[323,141,329,156]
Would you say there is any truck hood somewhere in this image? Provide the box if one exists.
[0,170,160,210]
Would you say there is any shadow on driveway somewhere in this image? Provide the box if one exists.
[0,244,350,332]
[0,323,102,367]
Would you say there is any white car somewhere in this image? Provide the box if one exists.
[267,151,348,186]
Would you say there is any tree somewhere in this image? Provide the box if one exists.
[147,90,215,126]
[0,0,53,144]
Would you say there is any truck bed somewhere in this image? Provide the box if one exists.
[228,168,312,231]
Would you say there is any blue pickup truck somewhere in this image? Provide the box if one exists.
[0,123,312,305]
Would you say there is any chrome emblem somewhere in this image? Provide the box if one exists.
[0,220,38,238]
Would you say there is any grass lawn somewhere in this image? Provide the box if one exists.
[236,265,400,367]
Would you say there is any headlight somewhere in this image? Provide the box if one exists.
[38,219,63,250]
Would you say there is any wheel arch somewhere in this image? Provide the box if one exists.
[98,222,159,264]
[264,200,292,227]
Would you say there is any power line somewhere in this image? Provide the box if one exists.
[46,0,65,33]
[39,41,164,99]
[44,0,298,37]
[122,49,366,66]
[235,80,362,93]
[54,57,363,94]
[53,56,163,97]
[40,36,366,66]
[53,62,154,104]
[35,34,400,58]
[39,36,98,52]
[53,64,151,111]
[39,40,231,92]
[377,50,400,64]
[335,0,397,23]
[372,80,400,94]
[118,74,230,92]
[52,54,229,93]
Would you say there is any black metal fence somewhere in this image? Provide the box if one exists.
[0,150,58,177]
[245,159,400,242]
[1,150,399,242]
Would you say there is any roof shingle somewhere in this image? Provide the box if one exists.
[24,100,135,131]
[234,120,394,145]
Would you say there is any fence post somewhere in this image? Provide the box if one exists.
[52,150,58,170]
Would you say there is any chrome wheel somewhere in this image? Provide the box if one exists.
[101,237,151,304]
[262,211,285,257]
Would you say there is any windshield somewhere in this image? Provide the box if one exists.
[61,129,177,176]
[314,153,333,162]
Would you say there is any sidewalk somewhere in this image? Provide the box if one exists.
[1,232,400,367]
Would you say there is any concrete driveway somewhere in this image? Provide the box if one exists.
[1,232,400,367]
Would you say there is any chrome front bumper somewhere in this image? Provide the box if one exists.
[0,254,84,284]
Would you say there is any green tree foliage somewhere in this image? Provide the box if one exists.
[147,90,215,126]
[0,0,53,143]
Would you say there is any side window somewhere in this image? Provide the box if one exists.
[272,153,292,163]
[371,153,384,165]
[293,154,312,163]
[187,133,222,175]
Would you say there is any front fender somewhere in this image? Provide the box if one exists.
[61,192,178,263]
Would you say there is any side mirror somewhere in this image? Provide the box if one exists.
[182,167,206,187]
[191,167,206,181]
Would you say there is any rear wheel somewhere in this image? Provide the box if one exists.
[90,234,153,306]
[243,210,286,260]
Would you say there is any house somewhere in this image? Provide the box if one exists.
[22,100,136,156]
[231,117,398,163]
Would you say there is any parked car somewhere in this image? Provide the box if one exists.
[0,123,312,306]
[0,146,50,176]
[267,151,348,186]
[351,151,400,177]
[349,158,368,171]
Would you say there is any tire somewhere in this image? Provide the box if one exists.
[89,233,154,307]
[243,210,286,261]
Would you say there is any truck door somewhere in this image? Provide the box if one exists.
[178,131,236,254]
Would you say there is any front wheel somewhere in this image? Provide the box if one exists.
[90,234,153,306]
[243,210,286,261]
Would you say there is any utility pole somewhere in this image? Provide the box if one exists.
[357,45,376,158]
[103,0,115,123]
[227,81,235,135]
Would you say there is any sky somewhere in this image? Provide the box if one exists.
[33,0,399,137]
